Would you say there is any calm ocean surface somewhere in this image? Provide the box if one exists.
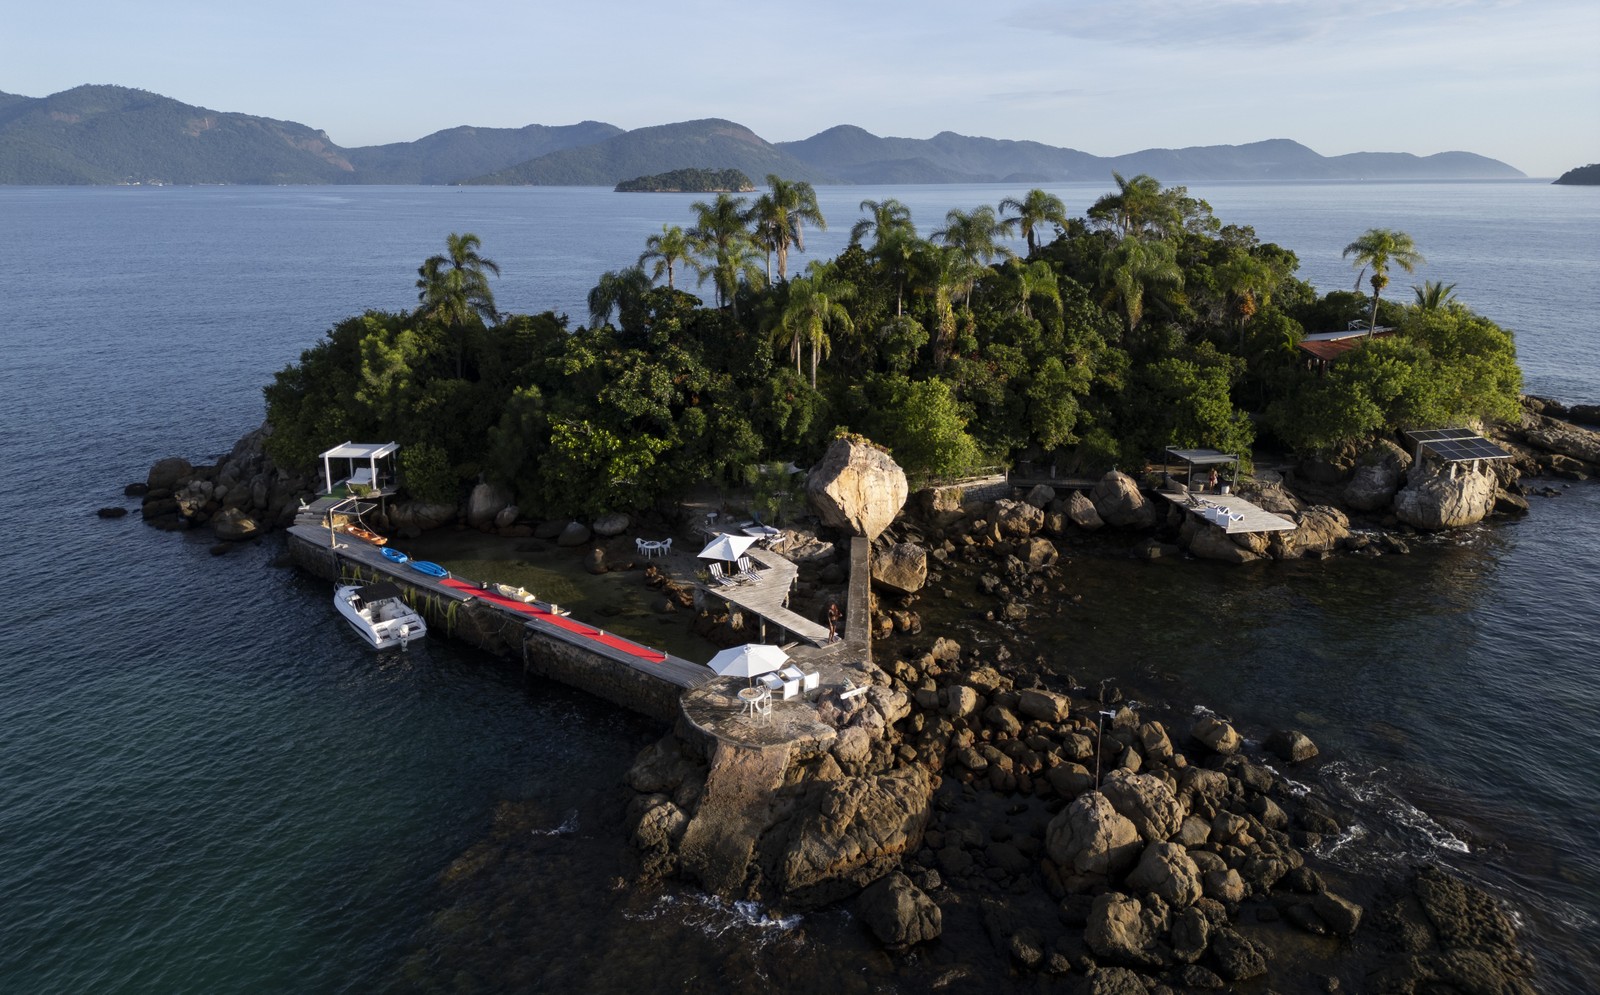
[1,181,1597,993]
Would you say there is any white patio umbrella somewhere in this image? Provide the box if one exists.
[705,643,789,683]
[697,532,759,563]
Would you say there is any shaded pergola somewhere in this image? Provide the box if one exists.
[1162,447,1240,494]
[319,442,400,496]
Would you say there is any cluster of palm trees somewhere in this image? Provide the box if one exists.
[621,174,828,321]
[590,177,1081,387]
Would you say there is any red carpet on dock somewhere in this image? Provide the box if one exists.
[439,578,668,662]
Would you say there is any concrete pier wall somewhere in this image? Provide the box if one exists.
[288,531,683,722]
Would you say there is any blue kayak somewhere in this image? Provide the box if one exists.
[381,547,409,564]
[408,559,449,578]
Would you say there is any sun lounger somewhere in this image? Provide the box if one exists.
[708,562,738,587]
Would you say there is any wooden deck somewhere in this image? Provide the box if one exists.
[289,499,710,689]
[706,547,833,647]
[1159,491,1297,534]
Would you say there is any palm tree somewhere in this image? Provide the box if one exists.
[1004,259,1062,321]
[931,205,1012,313]
[1086,172,1179,241]
[638,224,698,290]
[774,262,854,388]
[745,175,827,283]
[849,198,915,250]
[1100,236,1183,336]
[587,266,653,328]
[1343,228,1424,331]
[1412,279,1458,311]
[416,232,500,377]
[931,205,1014,267]
[921,246,985,368]
[689,193,763,316]
[852,199,920,317]
[999,189,1068,257]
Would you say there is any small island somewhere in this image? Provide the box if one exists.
[1552,163,1600,185]
[614,167,754,192]
[128,173,1600,994]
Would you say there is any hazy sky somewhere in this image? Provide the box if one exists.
[5,0,1597,176]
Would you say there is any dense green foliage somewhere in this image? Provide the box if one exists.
[264,182,1523,518]
[614,168,754,192]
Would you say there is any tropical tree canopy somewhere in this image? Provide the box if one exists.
[999,188,1069,257]
[415,232,501,378]
[1343,228,1424,330]
[745,174,827,283]
[263,174,1521,519]
[639,224,698,291]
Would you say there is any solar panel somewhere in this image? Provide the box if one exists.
[1407,428,1480,444]
[1423,437,1511,462]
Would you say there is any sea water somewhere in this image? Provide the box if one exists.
[1,181,1596,992]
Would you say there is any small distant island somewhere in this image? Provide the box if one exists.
[1553,163,1600,185]
[615,168,755,192]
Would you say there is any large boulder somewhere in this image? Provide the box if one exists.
[1393,458,1498,530]
[146,457,193,492]
[1524,417,1600,465]
[1044,791,1142,876]
[390,499,457,532]
[910,485,967,529]
[805,437,908,540]
[210,507,262,541]
[871,542,928,595]
[991,498,1044,537]
[1191,716,1242,755]
[856,871,942,948]
[1100,771,1185,843]
[466,481,513,530]
[1084,893,1165,968]
[1066,490,1104,530]
[1343,439,1413,512]
[1269,505,1349,560]
[772,767,933,907]
[557,521,592,547]
[1017,688,1071,723]
[1090,472,1157,528]
[592,512,630,537]
[1183,520,1264,564]
[1238,470,1303,516]
[1126,841,1203,907]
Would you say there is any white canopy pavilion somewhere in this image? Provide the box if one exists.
[319,441,400,496]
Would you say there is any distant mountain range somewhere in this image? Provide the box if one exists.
[0,84,1526,186]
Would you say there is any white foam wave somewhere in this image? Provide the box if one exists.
[623,892,802,939]
[1323,762,1471,859]
[530,808,579,836]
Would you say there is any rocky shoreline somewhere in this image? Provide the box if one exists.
[620,637,1538,992]
[119,403,1600,992]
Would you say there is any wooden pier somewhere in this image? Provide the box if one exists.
[706,547,832,647]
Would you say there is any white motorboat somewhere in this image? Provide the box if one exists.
[334,583,427,650]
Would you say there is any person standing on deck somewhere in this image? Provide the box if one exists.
[827,601,841,642]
